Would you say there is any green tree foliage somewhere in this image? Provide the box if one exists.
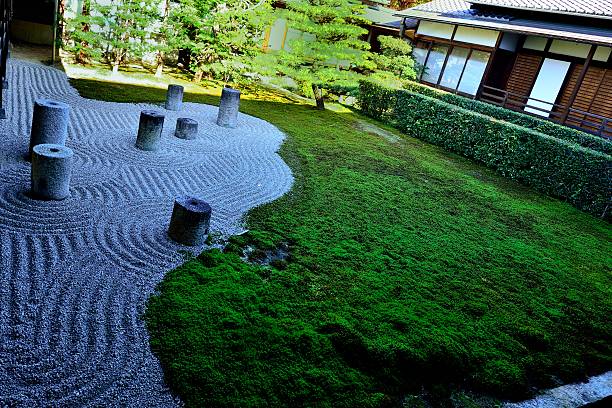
[65,0,163,72]
[153,0,172,77]
[96,0,163,73]
[64,0,103,64]
[273,0,374,109]
[370,35,417,85]
[62,0,418,98]
[170,0,274,83]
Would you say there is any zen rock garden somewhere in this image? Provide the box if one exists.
[0,59,292,407]
[26,84,243,246]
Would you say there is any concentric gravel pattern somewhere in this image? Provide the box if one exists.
[0,59,293,406]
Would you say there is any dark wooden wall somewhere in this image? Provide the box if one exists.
[13,0,55,25]
[504,53,542,102]
[559,65,612,131]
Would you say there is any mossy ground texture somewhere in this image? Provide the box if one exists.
[72,77,612,407]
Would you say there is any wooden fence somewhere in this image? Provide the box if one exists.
[479,85,612,139]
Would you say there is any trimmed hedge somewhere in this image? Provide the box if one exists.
[358,80,611,218]
[372,81,612,155]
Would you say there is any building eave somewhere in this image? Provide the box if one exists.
[394,10,612,46]
[468,1,612,21]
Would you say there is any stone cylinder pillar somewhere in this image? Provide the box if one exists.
[29,99,71,158]
[168,196,212,246]
[216,87,240,128]
[165,85,185,111]
[174,118,198,140]
[136,110,165,151]
[31,144,74,200]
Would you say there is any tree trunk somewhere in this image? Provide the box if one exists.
[156,0,169,78]
[76,0,91,64]
[155,52,164,77]
[58,0,66,40]
[312,84,325,110]
[112,54,121,74]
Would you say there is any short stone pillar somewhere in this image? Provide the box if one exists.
[216,87,240,128]
[174,118,198,140]
[167,196,212,246]
[29,99,71,158]
[135,110,165,151]
[165,85,185,111]
[31,144,74,200]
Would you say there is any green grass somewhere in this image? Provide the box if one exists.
[70,75,612,407]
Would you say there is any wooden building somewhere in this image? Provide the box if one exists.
[11,0,57,45]
[396,0,612,137]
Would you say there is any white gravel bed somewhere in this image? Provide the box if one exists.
[0,59,293,406]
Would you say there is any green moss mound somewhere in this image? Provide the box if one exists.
[146,250,389,407]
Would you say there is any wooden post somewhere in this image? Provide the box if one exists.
[262,27,271,51]
[52,0,59,64]
[476,32,503,100]
[436,44,454,88]
[455,48,473,94]
[418,42,433,81]
[561,44,596,124]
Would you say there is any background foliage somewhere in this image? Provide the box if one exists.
[62,0,414,105]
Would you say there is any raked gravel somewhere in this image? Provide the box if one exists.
[0,59,293,407]
[504,371,612,408]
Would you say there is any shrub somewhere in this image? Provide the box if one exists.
[358,80,399,120]
[358,80,611,218]
[401,81,612,155]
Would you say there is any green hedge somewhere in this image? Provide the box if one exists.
[401,81,612,155]
[358,80,611,218]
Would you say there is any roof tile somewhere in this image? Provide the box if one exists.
[467,0,612,18]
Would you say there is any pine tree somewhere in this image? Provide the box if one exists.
[170,0,273,83]
[275,0,374,109]
[370,35,417,84]
[64,0,103,64]
[388,0,430,10]
[95,0,163,73]
[154,0,172,77]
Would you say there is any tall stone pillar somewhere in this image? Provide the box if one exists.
[165,84,185,111]
[168,196,212,246]
[29,99,71,158]
[136,110,165,151]
[31,144,74,200]
[216,87,240,128]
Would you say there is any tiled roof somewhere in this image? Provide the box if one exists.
[363,5,404,25]
[469,1,612,19]
[395,0,612,45]
[362,5,419,30]
[413,0,513,20]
